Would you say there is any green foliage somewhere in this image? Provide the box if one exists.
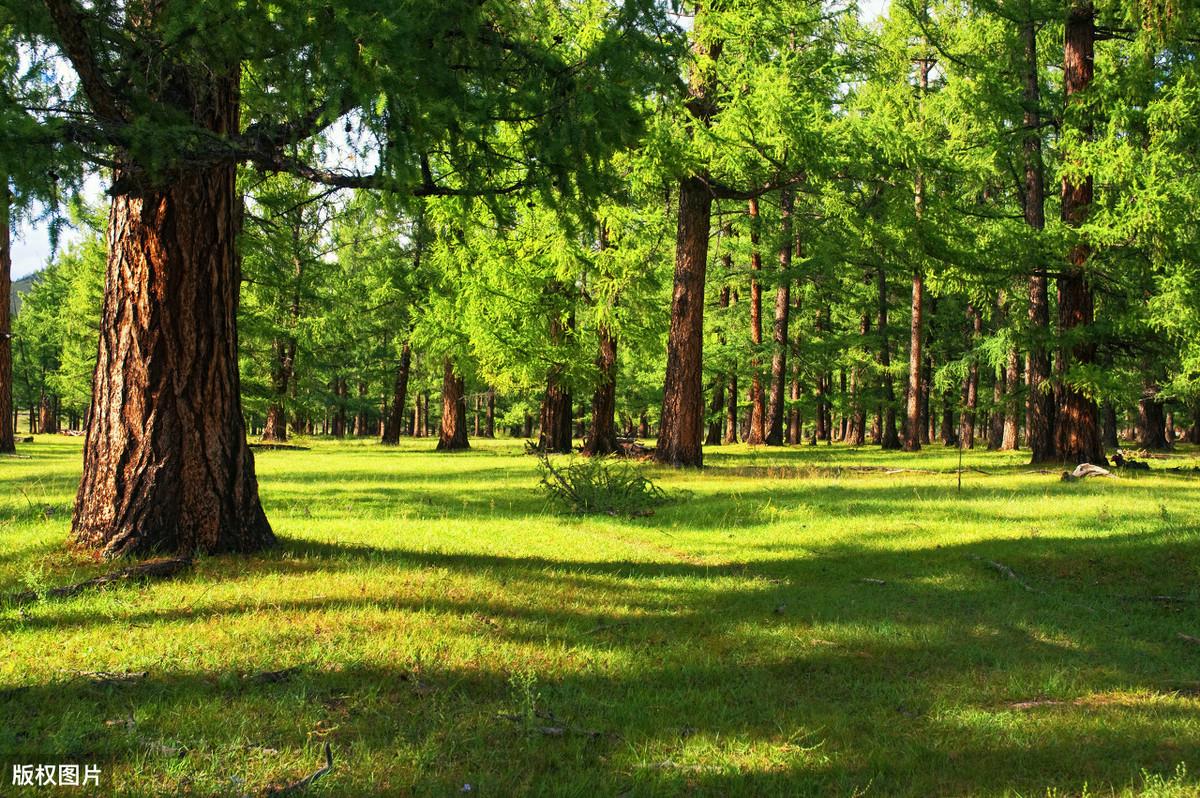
[537,453,667,516]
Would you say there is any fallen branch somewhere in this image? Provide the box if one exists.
[268,742,333,795]
[250,442,312,451]
[7,558,192,605]
[968,554,1041,593]
[1178,633,1200,646]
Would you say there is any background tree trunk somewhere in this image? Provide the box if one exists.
[72,136,273,556]
[877,269,901,449]
[1137,385,1170,450]
[765,189,793,445]
[584,324,619,455]
[724,375,738,444]
[436,358,469,451]
[485,387,495,438]
[960,304,980,448]
[381,342,411,445]
[904,270,924,451]
[1001,345,1020,449]
[745,197,766,446]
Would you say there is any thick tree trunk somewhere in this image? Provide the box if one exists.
[72,141,273,556]
[656,175,712,466]
[381,342,412,445]
[848,309,869,445]
[877,269,901,449]
[1054,0,1105,466]
[39,393,59,434]
[0,184,13,454]
[436,358,469,451]
[745,197,766,446]
[655,18,720,468]
[584,323,619,456]
[960,304,980,448]
[538,376,573,454]
[788,362,802,445]
[765,190,794,446]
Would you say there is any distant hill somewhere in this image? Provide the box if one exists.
[10,273,38,318]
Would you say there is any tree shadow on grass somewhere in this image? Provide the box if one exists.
[3,532,1198,795]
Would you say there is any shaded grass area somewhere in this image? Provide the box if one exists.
[1,437,1199,796]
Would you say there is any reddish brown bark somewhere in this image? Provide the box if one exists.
[724,374,739,444]
[1054,0,1105,466]
[656,175,712,466]
[72,95,272,555]
[1002,345,1020,450]
[436,358,469,451]
[1137,384,1170,450]
[655,20,721,468]
[903,270,924,452]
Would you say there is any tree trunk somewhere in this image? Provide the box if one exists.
[39,392,58,434]
[705,283,731,447]
[1021,17,1056,463]
[584,323,619,456]
[1054,0,1105,466]
[656,175,712,466]
[1001,344,1020,450]
[744,197,767,446]
[724,374,738,444]
[655,17,721,468]
[436,358,469,451]
[1137,385,1170,450]
[904,270,923,451]
[72,126,273,556]
[988,367,1005,450]
[354,381,369,436]
[381,342,412,445]
[877,269,901,450]
[0,183,13,454]
[960,304,980,448]
[485,387,495,438]
[765,190,793,445]
[1102,402,1119,450]
[788,361,802,445]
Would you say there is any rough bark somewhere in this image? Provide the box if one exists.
[655,20,721,468]
[72,86,272,556]
[381,341,412,445]
[1054,0,1105,466]
[877,269,901,450]
[0,183,13,454]
[765,189,793,446]
[1102,402,1119,450]
[436,358,469,451]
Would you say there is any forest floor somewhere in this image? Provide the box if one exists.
[2,437,1199,797]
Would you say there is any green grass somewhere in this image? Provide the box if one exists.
[2,437,1199,796]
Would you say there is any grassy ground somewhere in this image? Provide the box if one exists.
[1,437,1199,797]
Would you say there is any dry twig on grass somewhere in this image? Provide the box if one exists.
[267,742,333,795]
[967,554,1041,593]
[7,558,192,605]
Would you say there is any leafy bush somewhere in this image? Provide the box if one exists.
[537,455,668,516]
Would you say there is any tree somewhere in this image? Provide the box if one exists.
[5,0,672,555]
